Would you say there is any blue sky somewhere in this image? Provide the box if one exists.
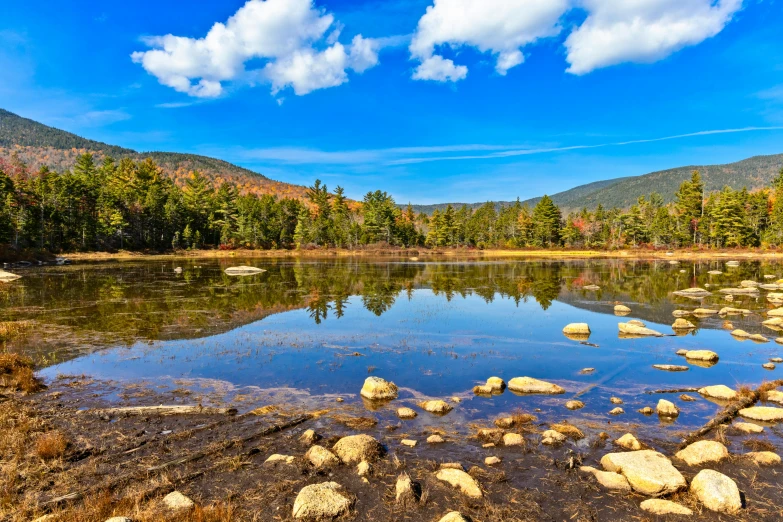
[1,0,782,204]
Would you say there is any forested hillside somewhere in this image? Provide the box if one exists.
[0,109,308,200]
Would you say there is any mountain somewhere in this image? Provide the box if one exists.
[0,109,308,200]
[409,154,783,214]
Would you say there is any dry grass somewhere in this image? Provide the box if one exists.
[743,439,777,452]
[35,430,69,460]
[0,321,32,340]
[550,422,585,440]
[0,353,43,393]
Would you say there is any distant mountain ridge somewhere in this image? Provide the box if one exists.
[407,153,783,214]
[0,109,309,200]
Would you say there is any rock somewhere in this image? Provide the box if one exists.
[333,434,384,464]
[733,422,763,434]
[579,367,595,374]
[719,307,751,315]
[224,266,266,276]
[437,512,469,522]
[615,433,642,451]
[685,350,719,362]
[726,260,740,266]
[485,456,501,465]
[618,322,663,337]
[639,499,693,516]
[503,433,524,446]
[435,468,482,498]
[672,310,692,317]
[265,454,295,465]
[427,434,445,444]
[478,428,505,443]
[698,385,737,401]
[397,407,417,419]
[173,267,183,274]
[771,357,783,363]
[768,307,783,317]
[766,389,783,403]
[656,399,679,417]
[731,329,751,338]
[739,406,783,422]
[473,385,493,395]
[299,429,321,445]
[360,376,398,400]
[565,400,585,410]
[693,308,718,314]
[690,469,742,514]
[708,270,723,275]
[579,466,631,491]
[679,394,696,402]
[541,430,566,445]
[0,269,21,283]
[675,440,729,466]
[638,407,654,415]
[740,280,759,287]
[672,318,695,330]
[609,407,624,415]
[507,377,564,394]
[610,397,623,404]
[652,364,689,372]
[494,417,515,429]
[563,323,590,335]
[486,376,506,392]
[752,334,770,343]
[614,304,631,314]
[765,317,783,326]
[583,284,600,291]
[627,319,646,326]
[720,287,759,295]
[105,518,133,522]
[357,461,370,477]
[419,400,453,414]
[395,473,420,504]
[673,287,710,297]
[675,349,688,355]
[763,362,776,370]
[440,462,464,470]
[401,439,417,447]
[600,450,686,496]
[745,451,781,466]
[306,445,340,468]
[722,319,734,329]
[777,338,783,344]
[292,482,353,520]
[163,491,194,511]
[551,423,584,440]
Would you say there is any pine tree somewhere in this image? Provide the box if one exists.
[531,195,562,247]
[674,171,704,245]
[765,168,783,246]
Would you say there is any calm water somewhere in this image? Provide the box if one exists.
[3,257,783,435]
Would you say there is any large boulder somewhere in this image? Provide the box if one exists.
[332,435,384,464]
[739,406,783,422]
[674,441,729,466]
[292,482,354,520]
[639,499,693,516]
[698,385,737,401]
[690,469,742,514]
[600,450,686,496]
[435,468,482,498]
[507,377,564,394]
[360,376,398,400]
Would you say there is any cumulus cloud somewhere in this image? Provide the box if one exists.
[131,0,383,97]
[565,0,744,75]
[409,0,570,81]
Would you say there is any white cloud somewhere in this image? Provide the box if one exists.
[131,0,383,97]
[565,0,744,75]
[410,0,570,81]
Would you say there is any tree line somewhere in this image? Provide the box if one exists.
[1,152,783,252]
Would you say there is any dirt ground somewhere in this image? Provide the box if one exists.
[2,367,783,522]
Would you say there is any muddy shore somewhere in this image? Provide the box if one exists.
[3,369,783,522]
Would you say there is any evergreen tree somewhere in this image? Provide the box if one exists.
[531,195,561,247]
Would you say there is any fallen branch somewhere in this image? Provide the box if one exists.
[646,387,699,395]
[86,405,238,417]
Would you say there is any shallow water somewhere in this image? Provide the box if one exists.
[4,257,783,435]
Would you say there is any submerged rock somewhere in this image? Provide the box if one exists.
[333,434,384,464]
[435,468,482,498]
[610,397,623,404]
[674,441,729,466]
[609,407,625,415]
[652,364,689,372]
[679,394,696,402]
[360,376,398,401]
[427,434,445,444]
[733,422,763,434]
[638,407,654,415]
[739,406,783,422]
[690,469,742,514]
[698,384,737,401]
[292,482,354,520]
[163,491,194,511]
[600,450,686,496]
[419,400,453,414]
[745,451,781,466]
[507,377,565,394]
[639,499,693,516]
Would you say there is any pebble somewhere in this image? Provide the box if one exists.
[401,439,417,447]
[484,456,501,466]
[427,434,445,444]
[640,499,693,516]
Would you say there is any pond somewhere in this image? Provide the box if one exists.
[3,256,783,438]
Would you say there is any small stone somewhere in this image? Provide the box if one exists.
[674,440,729,466]
[771,357,783,363]
[503,433,524,446]
[745,451,781,466]
[395,473,420,504]
[401,439,417,447]
[265,454,295,465]
[485,456,501,466]
[360,376,398,401]
[731,329,751,338]
[486,376,506,392]
[690,469,742,514]
[652,364,689,372]
[684,349,719,362]
[299,429,321,445]
[672,318,696,330]
[579,466,631,491]
[357,461,371,477]
[507,377,565,394]
[733,422,763,434]
[579,367,595,374]
[494,416,515,429]
[292,482,354,520]
[551,423,584,440]
[437,512,469,522]
[698,385,737,401]
[478,427,505,442]
[163,491,194,511]
[565,400,585,410]
[752,334,770,343]
[473,385,493,395]
[656,399,679,417]
[763,362,776,370]
[615,433,642,451]
[397,407,417,419]
[105,518,133,522]
[614,304,632,314]
[618,322,663,336]
[638,407,654,415]
[336,397,344,402]
[305,445,339,468]
[482,443,495,448]
[440,462,464,470]
[766,390,783,403]
[609,407,624,415]
[450,396,461,403]
[333,434,384,464]
[541,430,566,445]
[640,499,693,516]
[419,400,453,414]
[427,434,445,444]
[435,468,482,498]
[610,397,623,404]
